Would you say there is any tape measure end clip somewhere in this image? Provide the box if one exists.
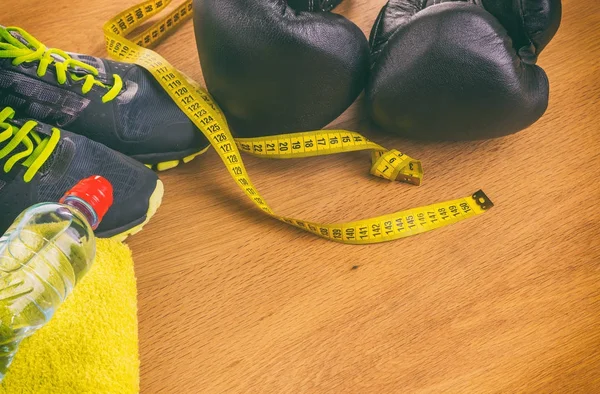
[473,190,494,210]
[401,175,422,186]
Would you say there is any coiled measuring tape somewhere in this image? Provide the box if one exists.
[103,0,494,244]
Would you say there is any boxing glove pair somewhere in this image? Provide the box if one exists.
[193,0,561,140]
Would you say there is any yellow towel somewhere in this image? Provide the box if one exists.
[0,239,139,394]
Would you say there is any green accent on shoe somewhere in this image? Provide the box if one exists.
[156,160,179,172]
[109,180,164,242]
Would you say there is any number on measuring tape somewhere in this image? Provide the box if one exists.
[103,0,494,244]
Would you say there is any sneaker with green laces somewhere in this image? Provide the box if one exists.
[0,106,163,240]
[0,26,209,171]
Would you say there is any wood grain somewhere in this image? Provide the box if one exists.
[3,1,600,392]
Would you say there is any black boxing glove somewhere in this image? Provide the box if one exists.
[193,0,369,137]
[287,0,341,12]
[366,0,561,140]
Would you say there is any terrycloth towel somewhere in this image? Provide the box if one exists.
[0,239,139,394]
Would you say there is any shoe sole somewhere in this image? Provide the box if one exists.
[109,145,207,240]
[108,179,164,242]
[143,146,211,172]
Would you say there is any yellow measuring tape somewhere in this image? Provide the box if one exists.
[103,0,493,244]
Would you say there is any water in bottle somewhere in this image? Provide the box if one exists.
[0,175,113,381]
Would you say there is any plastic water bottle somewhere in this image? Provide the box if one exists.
[0,176,113,381]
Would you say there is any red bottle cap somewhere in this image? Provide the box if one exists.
[59,176,114,225]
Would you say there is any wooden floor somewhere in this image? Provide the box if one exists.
[5,0,600,392]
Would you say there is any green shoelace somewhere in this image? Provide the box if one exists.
[0,26,122,103]
[0,107,60,183]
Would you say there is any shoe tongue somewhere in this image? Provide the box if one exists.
[2,27,112,87]
[66,52,109,80]
[3,27,71,67]
[4,28,32,48]
[2,27,66,62]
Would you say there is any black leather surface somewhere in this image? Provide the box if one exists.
[367,0,561,140]
[481,0,561,63]
[287,0,343,12]
[193,0,369,137]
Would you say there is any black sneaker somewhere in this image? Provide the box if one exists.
[0,106,163,240]
[0,26,209,171]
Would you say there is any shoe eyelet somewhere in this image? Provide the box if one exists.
[16,61,34,69]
